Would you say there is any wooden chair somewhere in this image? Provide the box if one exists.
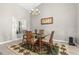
[22,31,28,44]
[25,31,34,50]
[39,30,44,34]
[47,31,55,54]
[26,31,34,44]
[39,30,44,37]
[22,31,34,45]
[49,31,54,46]
[35,29,38,34]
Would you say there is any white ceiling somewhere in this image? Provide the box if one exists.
[18,3,41,10]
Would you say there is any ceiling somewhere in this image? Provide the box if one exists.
[18,3,41,10]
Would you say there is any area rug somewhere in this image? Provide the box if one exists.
[8,43,68,55]
[8,43,38,55]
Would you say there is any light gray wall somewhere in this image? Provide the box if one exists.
[31,3,76,42]
[76,4,79,44]
[0,4,30,42]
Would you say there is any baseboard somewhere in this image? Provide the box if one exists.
[0,38,21,45]
[54,39,68,43]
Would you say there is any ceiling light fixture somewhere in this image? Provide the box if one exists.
[29,8,40,16]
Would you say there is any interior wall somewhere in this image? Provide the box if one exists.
[31,3,76,42]
[76,4,79,44]
[0,4,30,42]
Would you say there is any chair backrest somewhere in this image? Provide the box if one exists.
[23,31,28,39]
[39,30,44,36]
[49,31,54,45]
[35,29,38,34]
[23,31,34,45]
[26,31,35,45]
[26,31,33,39]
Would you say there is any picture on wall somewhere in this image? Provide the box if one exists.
[41,17,53,25]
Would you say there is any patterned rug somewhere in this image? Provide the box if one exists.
[8,43,68,55]
[8,43,38,55]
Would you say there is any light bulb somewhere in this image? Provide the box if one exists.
[31,9,34,11]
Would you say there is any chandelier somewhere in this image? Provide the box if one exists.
[29,8,40,16]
